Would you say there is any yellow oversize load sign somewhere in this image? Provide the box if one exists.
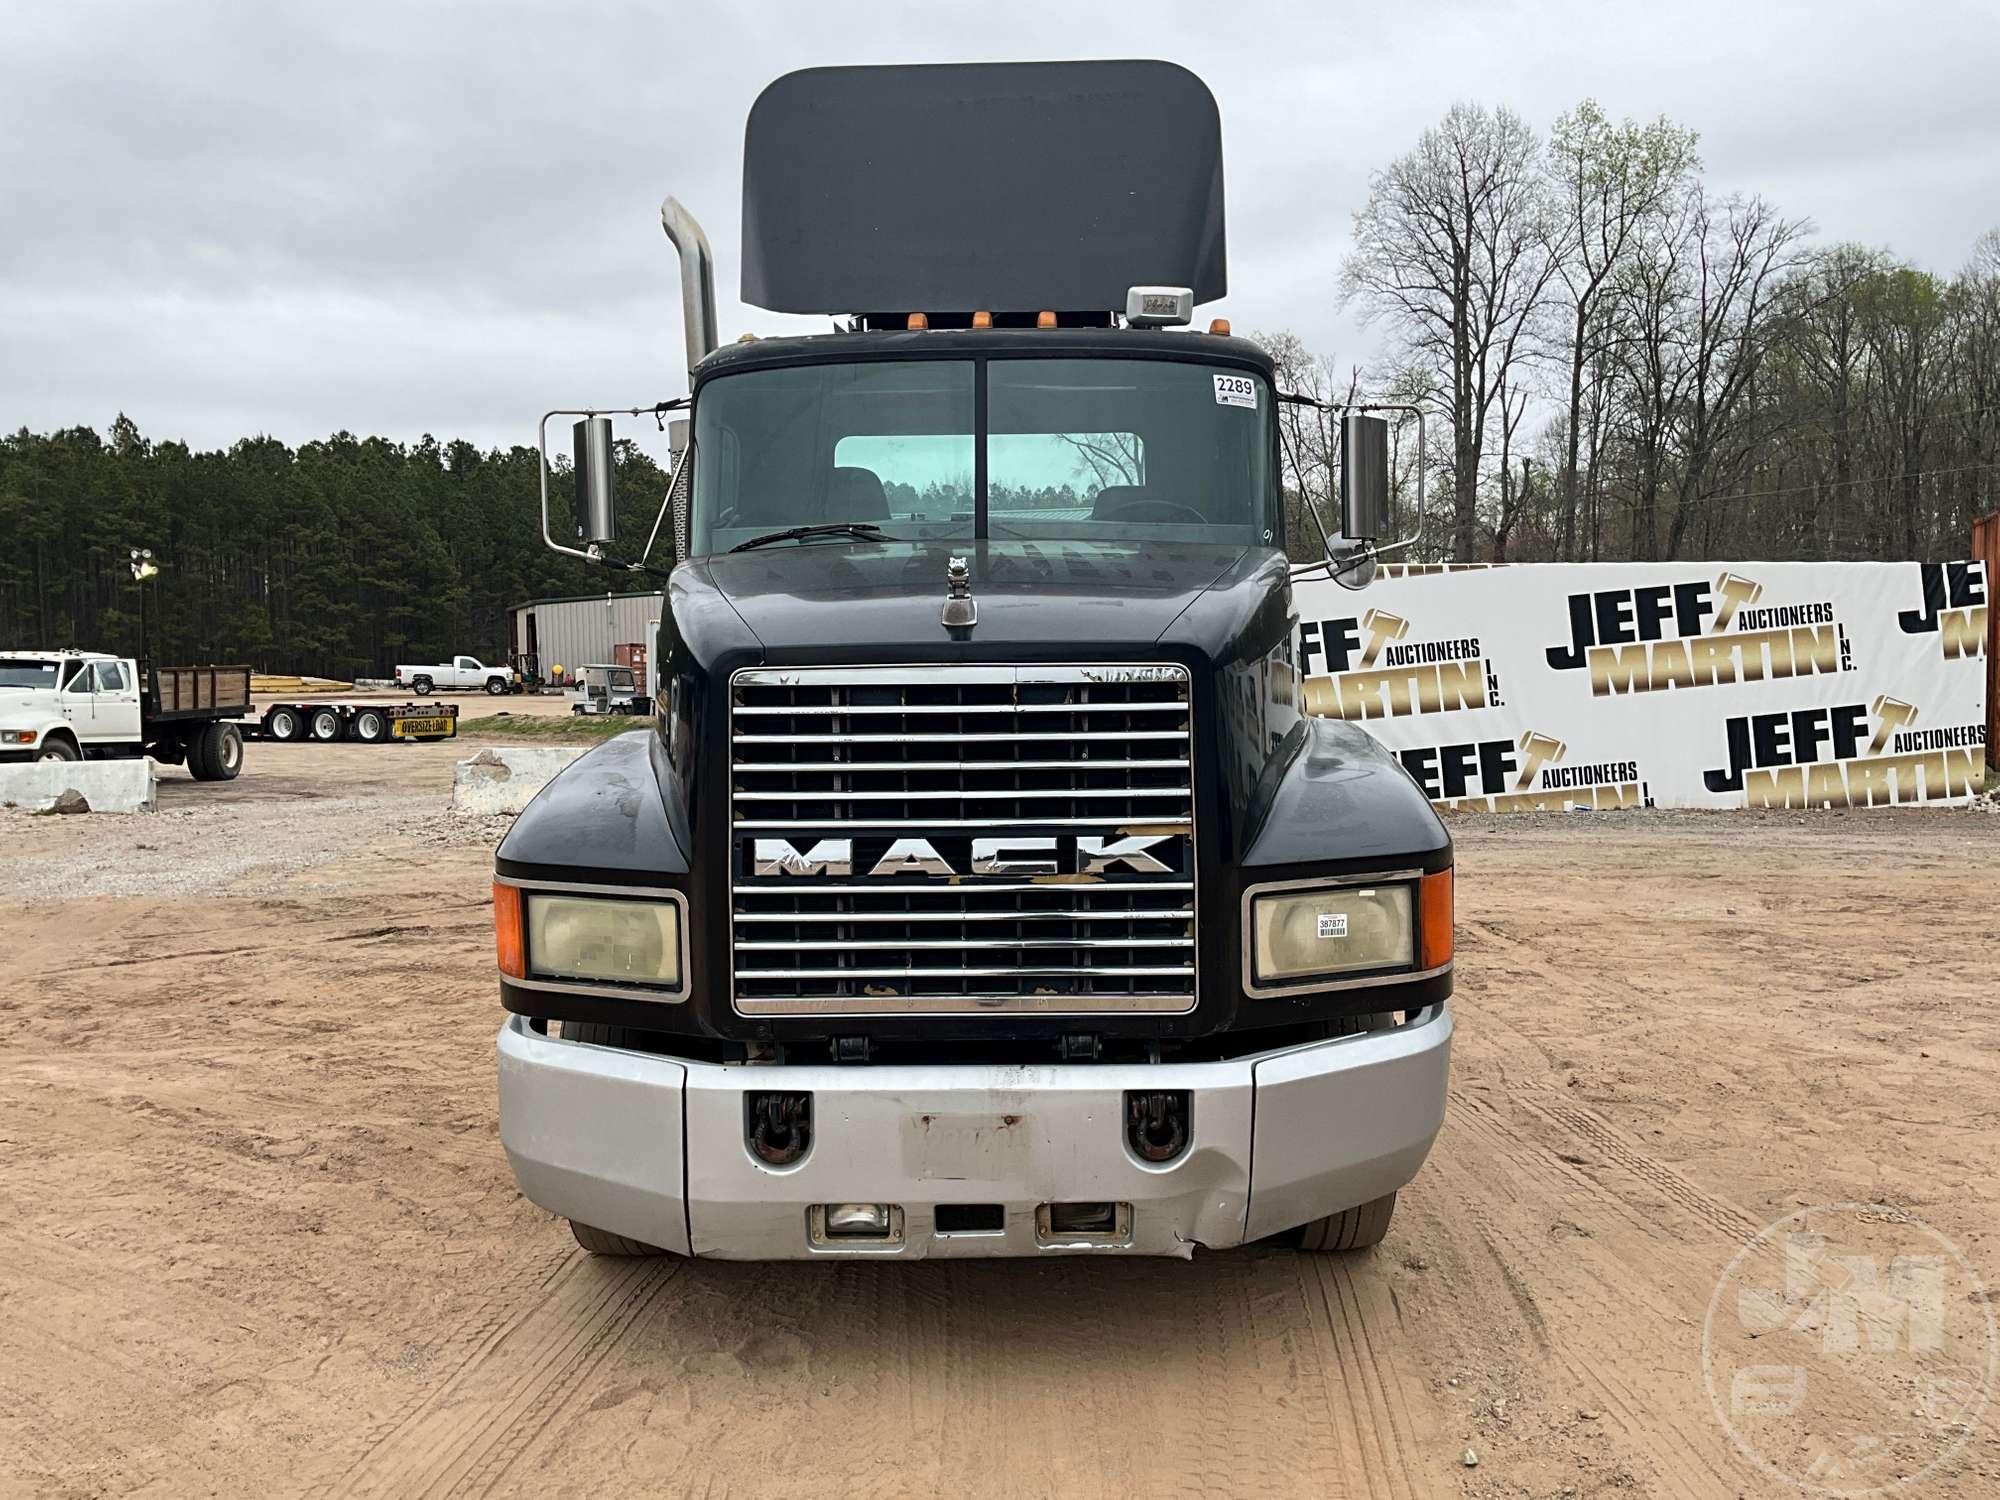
[1292,560,1988,810]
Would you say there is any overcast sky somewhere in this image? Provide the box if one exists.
[5,0,1997,461]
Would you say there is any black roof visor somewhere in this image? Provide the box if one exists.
[740,60,1226,316]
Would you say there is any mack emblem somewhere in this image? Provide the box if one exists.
[752,834,1178,878]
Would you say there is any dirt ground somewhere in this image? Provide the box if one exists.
[3,735,1997,1498]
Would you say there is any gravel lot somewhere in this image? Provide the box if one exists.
[3,734,1997,1497]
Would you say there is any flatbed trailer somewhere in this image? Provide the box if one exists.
[249,700,460,745]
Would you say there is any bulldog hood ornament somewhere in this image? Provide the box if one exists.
[942,555,977,629]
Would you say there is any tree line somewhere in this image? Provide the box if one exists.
[1274,99,2000,565]
[0,418,668,677]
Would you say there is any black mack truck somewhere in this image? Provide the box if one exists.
[493,60,1454,1260]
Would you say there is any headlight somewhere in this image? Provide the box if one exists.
[526,893,682,989]
[1250,883,1414,984]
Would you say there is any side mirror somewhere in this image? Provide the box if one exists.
[1340,413,1391,541]
[572,416,619,546]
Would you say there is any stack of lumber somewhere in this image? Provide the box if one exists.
[249,674,356,694]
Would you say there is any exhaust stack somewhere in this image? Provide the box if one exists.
[660,196,719,377]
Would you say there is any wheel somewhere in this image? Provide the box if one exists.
[485,676,508,696]
[309,707,342,742]
[411,676,433,696]
[567,1220,665,1257]
[36,737,80,762]
[188,722,244,782]
[1296,1191,1398,1252]
[352,708,388,743]
[267,707,301,741]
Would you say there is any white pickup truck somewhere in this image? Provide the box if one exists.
[393,656,512,696]
[0,650,248,779]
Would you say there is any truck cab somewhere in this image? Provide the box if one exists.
[493,61,1452,1261]
[0,652,144,760]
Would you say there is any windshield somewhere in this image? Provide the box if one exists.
[0,658,60,690]
[690,357,1276,556]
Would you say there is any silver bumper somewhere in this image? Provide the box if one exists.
[497,1008,1452,1259]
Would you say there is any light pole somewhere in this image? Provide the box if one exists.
[129,548,158,666]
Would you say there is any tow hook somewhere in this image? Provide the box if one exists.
[1125,1089,1190,1164]
[747,1091,812,1166]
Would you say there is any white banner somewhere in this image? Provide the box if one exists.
[1291,560,1989,810]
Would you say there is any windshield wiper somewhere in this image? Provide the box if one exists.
[730,521,897,553]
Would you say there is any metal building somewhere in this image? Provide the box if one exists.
[510,592,663,688]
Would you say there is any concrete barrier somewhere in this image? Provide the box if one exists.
[0,759,157,813]
[452,745,589,815]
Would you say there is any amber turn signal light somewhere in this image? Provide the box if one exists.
[493,880,526,979]
[1418,868,1454,970]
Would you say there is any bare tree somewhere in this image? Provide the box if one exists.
[1606,185,1808,558]
[1342,102,1558,559]
[1546,101,1699,558]
[1664,193,1812,555]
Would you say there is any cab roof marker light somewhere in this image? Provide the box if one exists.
[1036,310,1057,329]
[906,312,928,330]
[971,310,993,329]
[1208,317,1231,337]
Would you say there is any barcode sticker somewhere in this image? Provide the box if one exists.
[1213,373,1258,409]
[1316,912,1348,939]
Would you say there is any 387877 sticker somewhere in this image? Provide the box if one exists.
[1213,373,1258,409]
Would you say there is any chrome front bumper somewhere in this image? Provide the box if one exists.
[496,1008,1452,1259]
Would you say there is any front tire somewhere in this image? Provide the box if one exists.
[36,737,80,762]
[568,1224,668,1264]
[1296,1191,1397,1252]
[485,676,508,696]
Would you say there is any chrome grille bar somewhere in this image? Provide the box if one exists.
[729,662,1197,1017]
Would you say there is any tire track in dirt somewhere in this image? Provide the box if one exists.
[301,1243,578,1499]
[1423,1144,1746,1497]
[331,1252,686,1498]
[1296,1256,1448,1499]
[1428,1080,1759,1496]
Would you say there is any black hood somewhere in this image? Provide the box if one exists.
[689,539,1284,664]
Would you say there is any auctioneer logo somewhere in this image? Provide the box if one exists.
[1395,728,1650,812]
[1297,607,1502,721]
[1701,696,1986,807]
[1546,572,1853,696]
[1898,561,1987,660]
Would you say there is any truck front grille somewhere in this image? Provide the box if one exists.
[729,664,1197,1016]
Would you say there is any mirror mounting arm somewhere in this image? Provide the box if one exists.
[537,400,689,569]
[1273,391,1342,578]
[1279,397,1427,585]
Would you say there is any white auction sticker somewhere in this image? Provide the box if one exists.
[1316,912,1348,939]
[1213,373,1258,409]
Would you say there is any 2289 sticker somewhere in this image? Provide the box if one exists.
[1213,373,1258,409]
